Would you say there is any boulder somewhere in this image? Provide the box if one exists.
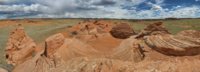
[110,23,136,39]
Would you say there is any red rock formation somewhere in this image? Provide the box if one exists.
[69,20,117,43]
[111,36,144,62]
[136,22,170,38]
[143,23,200,56]
[45,33,65,58]
[5,25,36,65]
[177,30,200,39]
[175,30,200,45]
[69,20,113,36]
[143,22,170,34]
[53,38,100,61]
[7,21,200,72]
[0,68,8,72]
[144,34,200,56]
[110,23,136,39]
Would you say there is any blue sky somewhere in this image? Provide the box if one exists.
[0,0,200,19]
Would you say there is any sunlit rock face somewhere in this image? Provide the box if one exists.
[5,25,36,66]
[110,23,136,39]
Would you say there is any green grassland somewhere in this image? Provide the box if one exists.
[0,18,200,70]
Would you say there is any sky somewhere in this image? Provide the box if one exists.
[0,0,200,19]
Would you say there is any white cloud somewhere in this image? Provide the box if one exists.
[0,0,143,18]
[155,0,164,4]
[131,6,200,19]
[151,5,162,10]
[0,0,16,2]
[168,6,200,18]
[0,0,200,19]
[129,0,146,5]
[0,4,49,13]
[36,0,78,9]
[147,0,165,11]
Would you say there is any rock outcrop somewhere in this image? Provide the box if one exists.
[45,33,65,58]
[144,34,200,56]
[111,36,144,62]
[143,23,200,56]
[0,68,8,72]
[53,38,100,61]
[69,20,115,42]
[177,30,200,39]
[13,54,200,72]
[110,23,136,39]
[69,20,113,36]
[5,21,200,72]
[5,25,36,66]
[132,58,200,72]
[136,22,170,39]
[60,57,135,72]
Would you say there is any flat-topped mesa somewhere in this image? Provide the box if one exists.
[142,22,200,56]
[110,23,136,39]
[5,24,36,65]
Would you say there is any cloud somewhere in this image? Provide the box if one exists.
[0,3,51,18]
[0,0,17,3]
[151,4,162,10]
[93,0,116,6]
[132,6,200,19]
[146,0,164,11]
[0,0,200,19]
[121,0,146,7]
[155,0,164,4]
[168,6,200,18]
[0,4,48,13]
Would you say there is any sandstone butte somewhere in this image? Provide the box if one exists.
[4,20,200,72]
